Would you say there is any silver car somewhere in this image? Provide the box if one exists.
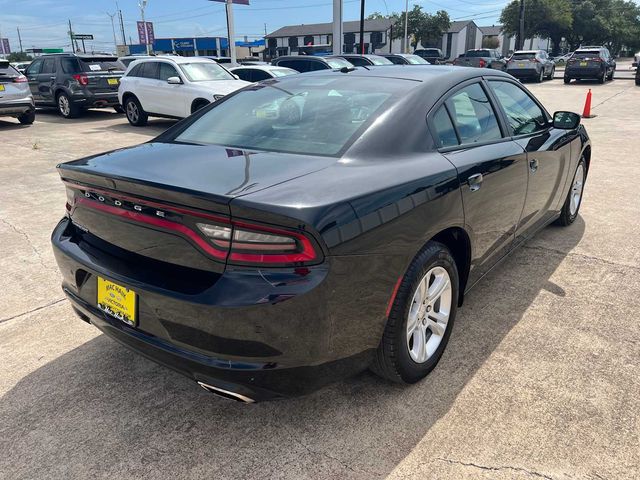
[506,50,555,82]
[0,60,35,125]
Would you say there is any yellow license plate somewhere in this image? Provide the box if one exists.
[0,85,5,91]
[580,61,588,66]
[97,277,137,326]
[107,78,119,85]
[518,63,525,67]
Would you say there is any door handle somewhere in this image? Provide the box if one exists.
[529,158,539,173]
[468,173,483,192]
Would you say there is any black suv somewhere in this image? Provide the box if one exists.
[271,55,353,72]
[414,48,445,64]
[564,47,616,84]
[24,54,125,118]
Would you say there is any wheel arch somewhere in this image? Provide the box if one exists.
[431,226,472,307]
[191,98,210,114]
[121,91,137,104]
[581,144,591,173]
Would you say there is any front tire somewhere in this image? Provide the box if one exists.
[18,110,35,125]
[547,66,555,80]
[113,105,124,114]
[371,242,459,384]
[536,68,544,83]
[598,70,606,84]
[556,159,586,226]
[124,96,148,126]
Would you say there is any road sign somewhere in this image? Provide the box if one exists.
[72,34,94,40]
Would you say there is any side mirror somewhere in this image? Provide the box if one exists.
[553,111,581,129]
[167,76,182,85]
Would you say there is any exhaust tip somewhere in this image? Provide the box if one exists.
[197,381,255,404]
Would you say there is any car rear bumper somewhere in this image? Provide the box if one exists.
[51,217,390,400]
[0,99,35,116]
[72,91,120,107]
[507,68,541,78]
[564,67,604,79]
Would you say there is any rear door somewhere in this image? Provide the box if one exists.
[429,80,528,285]
[487,79,573,240]
[135,61,160,112]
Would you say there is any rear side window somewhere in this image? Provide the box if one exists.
[432,106,458,147]
[386,56,404,64]
[488,80,548,135]
[277,60,307,72]
[444,83,502,145]
[345,57,369,66]
[232,68,253,81]
[61,58,81,74]
[251,70,271,81]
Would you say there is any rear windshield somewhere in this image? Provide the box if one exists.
[573,51,601,59]
[79,58,125,72]
[466,50,491,57]
[173,76,413,156]
[417,49,440,56]
[179,62,234,81]
[0,64,20,80]
[404,54,429,64]
[512,53,536,60]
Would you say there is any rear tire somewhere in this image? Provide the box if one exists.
[371,242,459,384]
[536,68,544,83]
[17,110,35,125]
[124,96,148,126]
[598,70,606,84]
[556,159,586,226]
[564,77,571,84]
[546,66,555,80]
[57,92,80,118]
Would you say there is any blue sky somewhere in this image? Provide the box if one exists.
[0,0,507,53]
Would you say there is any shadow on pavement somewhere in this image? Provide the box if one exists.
[0,219,585,479]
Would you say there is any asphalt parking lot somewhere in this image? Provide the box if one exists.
[1,78,639,480]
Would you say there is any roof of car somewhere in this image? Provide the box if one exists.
[132,56,215,64]
[230,65,296,72]
[273,55,334,63]
[282,64,512,83]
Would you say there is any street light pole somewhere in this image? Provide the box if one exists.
[332,0,343,55]
[225,0,237,65]
[517,0,525,51]
[107,12,118,54]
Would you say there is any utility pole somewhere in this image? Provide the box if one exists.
[139,0,151,55]
[517,0,525,51]
[107,12,118,53]
[225,0,237,64]
[359,0,365,54]
[117,1,127,46]
[264,23,267,37]
[17,27,24,53]
[404,0,409,53]
[68,19,77,52]
[332,0,343,55]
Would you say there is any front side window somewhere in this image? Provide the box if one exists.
[140,62,159,79]
[158,63,179,81]
[26,59,43,75]
[174,77,412,156]
[489,80,548,135]
[41,58,56,74]
[444,83,502,145]
[179,62,234,81]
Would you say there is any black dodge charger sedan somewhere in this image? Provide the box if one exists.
[52,66,590,402]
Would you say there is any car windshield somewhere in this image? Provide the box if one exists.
[512,53,537,60]
[270,68,297,77]
[180,62,234,81]
[466,50,491,57]
[404,55,429,64]
[325,57,353,69]
[369,56,393,65]
[80,58,125,72]
[174,77,413,156]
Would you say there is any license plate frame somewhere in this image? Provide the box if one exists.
[97,277,137,326]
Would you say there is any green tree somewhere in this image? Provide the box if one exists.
[392,6,450,49]
[500,0,572,54]
[366,12,387,20]
[482,36,500,49]
[7,52,33,62]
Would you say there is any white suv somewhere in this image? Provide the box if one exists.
[118,56,250,126]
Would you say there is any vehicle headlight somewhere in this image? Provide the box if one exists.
[213,94,224,101]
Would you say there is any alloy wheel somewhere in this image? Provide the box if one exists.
[58,95,70,117]
[570,163,585,216]
[126,101,139,123]
[406,266,452,364]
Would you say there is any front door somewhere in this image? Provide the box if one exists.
[487,79,573,240]
[24,58,44,102]
[38,57,57,105]
[430,81,528,286]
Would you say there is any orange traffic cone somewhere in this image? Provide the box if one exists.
[582,89,595,118]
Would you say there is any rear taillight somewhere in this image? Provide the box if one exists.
[13,75,27,83]
[73,74,89,86]
[479,58,486,68]
[197,219,318,265]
